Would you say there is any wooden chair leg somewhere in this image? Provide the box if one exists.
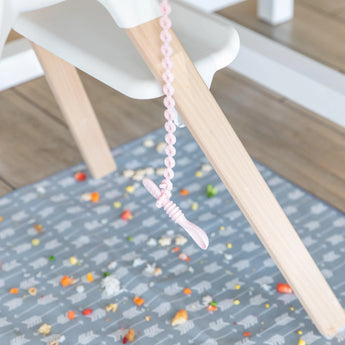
[31,43,116,178]
[127,19,345,337]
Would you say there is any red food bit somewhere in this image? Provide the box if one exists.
[82,308,93,315]
[180,189,189,196]
[121,210,133,221]
[74,172,87,181]
[172,247,180,253]
[207,305,217,311]
[243,332,251,337]
[277,283,293,294]
[178,252,190,262]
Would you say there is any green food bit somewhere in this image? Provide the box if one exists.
[206,184,218,198]
[127,236,133,241]
[103,271,110,277]
[49,255,55,262]
[210,301,217,307]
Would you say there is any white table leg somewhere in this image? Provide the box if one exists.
[257,0,294,25]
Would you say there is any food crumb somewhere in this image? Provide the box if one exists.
[191,202,199,211]
[180,189,189,196]
[32,238,40,246]
[123,328,136,343]
[298,340,306,345]
[90,192,100,203]
[243,332,251,337]
[126,185,135,193]
[175,235,187,246]
[106,303,118,312]
[86,273,94,282]
[82,308,93,315]
[113,201,122,208]
[74,172,87,181]
[277,283,293,294]
[70,257,78,265]
[38,323,51,336]
[9,288,19,294]
[195,171,203,178]
[67,311,76,320]
[133,296,145,306]
[159,236,171,247]
[233,299,240,305]
[171,309,188,326]
[28,287,37,296]
[178,252,190,261]
[183,288,192,295]
[121,210,133,221]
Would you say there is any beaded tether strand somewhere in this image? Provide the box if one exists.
[143,0,209,250]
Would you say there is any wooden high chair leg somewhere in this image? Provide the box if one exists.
[127,19,345,338]
[31,43,116,178]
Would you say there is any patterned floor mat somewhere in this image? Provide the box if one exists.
[0,127,344,345]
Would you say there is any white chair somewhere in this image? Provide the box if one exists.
[1,0,344,337]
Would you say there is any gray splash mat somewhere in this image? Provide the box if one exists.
[0,127,345,345]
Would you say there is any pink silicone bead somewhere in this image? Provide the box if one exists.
[164,109,175,121]
[162,57,173,70]
[165,145,176,157]
[165,156,175,168]
[164,168,174,180]
[160,30,172,43]
[165,133,176,145]
[162,71,174,83]
[163,84,175,97]
[165,121,176,133]
[160,15,172,30]
[164,96,175,108]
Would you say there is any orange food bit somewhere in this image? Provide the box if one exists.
[180,189,189,196]
[171,309,188,326]
[277,283,293,294]
[105,318,109,322]
[61,275,72,287]
[243,332,251,337]
[183,288,192,295]
[121,210,133,220]
[172,247,180,253]
[178,252,190,261]
[67,311,75,320]
[123,328,135,343]
[33,224,43,234]
[87,273,94,282]
[207,305,217,312]
[9,288,19,294]
[133,296,145,306]
[90,192,100,203]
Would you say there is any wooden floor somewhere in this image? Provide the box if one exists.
[1,1,345,214]
[219,0,345,72]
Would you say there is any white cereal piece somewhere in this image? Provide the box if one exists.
[143,139,155,148]
[123,169,135,178]
[158,236,172,247]
[175,235,187,246]
[156,142,166,153]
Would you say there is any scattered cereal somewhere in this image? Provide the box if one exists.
[81,193,91,201]
[171,309,188,326]
[105,303,118,312]
[159,236,171,247]
[61,275,73,287]
[49,255,55,262]
[38,323,51,336]
[156,142,166,153]
[290,307,295,311]
[297,330,303,335]
[87,273,94,282]
[154,267,162,276]
[74,172,87,181]
[277,283,293,294]
[175,235,187,246]
[9,288,19,294]
[220,226,225,230]
[145,316,151,321]
[206,184,218,198]
[195,171,203,178]
[265,304,270,308]
[133,296,145,306]
[90,192,100,203]
[103,271,110,277]
[49,341,59,345]
[32,238,40,246]
[121,210,133,221]
[113,202,122,208]
[67,311,76,320]
[82,308,93,315]
[156,168,165,176]
[180,189,189,196]
[235,284,240,290]
[126,185,135,193]
[207,305,217,312]
[243,332,251,337]
[183,288,192,295]
[178,252,190,261]
[0,216,2,221]
[191,202,199,211]
[70,257,78,265]
[123,328,136,343]
[127,236,133,241]
[143,139,155,148]
[123,170,135,178]
[172,247,180,253]
[33,224,43,234]
[28,287,37,296]
[234,299,240,305]
[298,340,306,345]
[227,243,232,249]
[201,164,212,172]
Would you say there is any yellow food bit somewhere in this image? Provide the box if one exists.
[195,171,203,178]
[126,185,135,193]
[38,323,51,336]
[113,201,122,208]
[290,307,295,311]
[298,340,306,345]
[49,341,59,345]
[227,243,232,249]
[171,309,188,326]
[70,257,78,265]
[191,202,199,211]
[219,226,224,230]
[235,284,240,290]
[32,238,40,246]
[0,216,2,221]
[105,303,118,312]
[265,303,270,308]
[87,273,94,282]
[145,315,151,321]
[28,287,37,296]
[297,330,303,335]
[233,299,240,305]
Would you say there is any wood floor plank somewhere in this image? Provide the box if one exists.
[211,69,345,213]
[0,89,82,188]
[14,72,165,149]
[300,0,345,14]
[218,0,345,73]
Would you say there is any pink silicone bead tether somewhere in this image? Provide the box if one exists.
[142,0,209,250]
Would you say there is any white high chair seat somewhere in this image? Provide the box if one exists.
[12,0,239,99]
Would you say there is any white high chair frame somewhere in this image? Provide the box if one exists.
[1,0,344,338]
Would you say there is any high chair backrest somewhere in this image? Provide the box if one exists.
[0,0,160,57]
